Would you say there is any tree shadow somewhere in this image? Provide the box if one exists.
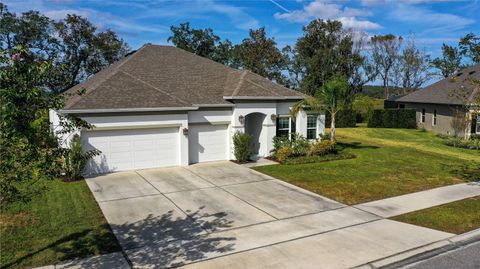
[336,142,379,151]
[5,208,236,269]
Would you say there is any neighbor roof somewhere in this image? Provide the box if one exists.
[63,44,304,112]
[397,64,480,106]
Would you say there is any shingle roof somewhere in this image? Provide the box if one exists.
[397,64,480,105]
[63,44,304,111]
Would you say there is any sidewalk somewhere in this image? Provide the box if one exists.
[355,182,480,218]
[354,228,480,269]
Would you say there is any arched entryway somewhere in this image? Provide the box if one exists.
[244,112,266,157]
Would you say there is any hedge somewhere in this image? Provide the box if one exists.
[367,109,416,128]
[326,109,357,128]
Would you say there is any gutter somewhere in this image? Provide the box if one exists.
[223,96,303,100]
[59,106,199,114]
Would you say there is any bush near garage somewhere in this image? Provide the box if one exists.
[368,109,416,128]
[233,131,253,163]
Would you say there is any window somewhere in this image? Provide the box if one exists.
[421,109,426,123]
[307,115,317,139]
[277,117,290,137]
[432,109,437,126]
[476,116,480,134]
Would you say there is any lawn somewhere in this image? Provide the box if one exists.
[254,128,480,205]
[0,179,120,269]
[392,196,480,234]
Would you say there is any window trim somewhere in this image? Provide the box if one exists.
[306,114,318,140]
[277,116,291,138]
[432,109,437,126]
[421,108,426,123]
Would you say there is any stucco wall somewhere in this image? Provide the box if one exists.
[403,103,469,137]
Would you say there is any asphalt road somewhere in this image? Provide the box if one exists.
[403,240,480,269]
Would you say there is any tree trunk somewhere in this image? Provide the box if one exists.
[330,112,336,141]
[383,79,389,99]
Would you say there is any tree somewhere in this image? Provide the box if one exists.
[459,33,480,64]
[0,47,61,207]
[295,20,369,96]
[431,44,462,78]
[349,33,376,95]
[232,27,287,84]
[291,76,350,141]
[282,45,303,90]
[168,22,220,58]
[0,5,129,94]
[391,36,432,94]
[369,34,403,99]
[48,15,129,93]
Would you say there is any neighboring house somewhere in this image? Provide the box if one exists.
[50,44,325,175]
[395,64,479,138]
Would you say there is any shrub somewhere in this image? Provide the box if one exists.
[64,135,99,180]
[290,133,310,156]
[308,140,337,156]
[326,109,357,127]
[233,131,253,163]
[368,109,416,128]
[276,146,293,163]
[270,133,309,157]
[271,135,291,158]
[441,136,480,150]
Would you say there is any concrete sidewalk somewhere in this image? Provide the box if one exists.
[355,182,480,218]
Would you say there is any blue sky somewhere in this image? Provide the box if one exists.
[4,0,479,59]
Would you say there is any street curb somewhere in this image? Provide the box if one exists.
[351,228,480,269]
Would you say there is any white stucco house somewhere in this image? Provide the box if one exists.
[51,44,325,175]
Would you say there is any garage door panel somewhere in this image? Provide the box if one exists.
[189,124,228,164]
[82,127,179,174]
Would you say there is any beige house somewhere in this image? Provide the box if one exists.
[396,64,479,138]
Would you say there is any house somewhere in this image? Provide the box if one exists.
[50,44,325,175]
[396,64,479,138]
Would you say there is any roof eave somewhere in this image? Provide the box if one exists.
[223,96,304,100]
[59,106,199,114]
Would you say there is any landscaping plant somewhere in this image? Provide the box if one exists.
[276,146,293,164]
[64,135,100,181]
[291,76,351,141]
[232,131,253,163]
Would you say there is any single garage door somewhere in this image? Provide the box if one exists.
[82,127,179,174]
[189,124,228,164]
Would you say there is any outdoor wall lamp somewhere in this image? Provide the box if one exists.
[271,114,277,122]
[182,128,189,136]
[239,115,245,125]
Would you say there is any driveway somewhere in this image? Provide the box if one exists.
[86,161,453,269]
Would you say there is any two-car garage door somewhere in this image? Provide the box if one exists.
[82,127,179,174]
[81,124,229,175]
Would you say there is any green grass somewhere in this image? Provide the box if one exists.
[392,196,480,234]
[0,179,120,269]
[254,128,480,205]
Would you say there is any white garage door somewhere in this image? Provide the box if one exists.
[81,127,179,174]
[189,124,228,164]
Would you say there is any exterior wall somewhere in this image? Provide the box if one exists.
[50,101,327,169]
[403,103,469,137]
[230,102,278,159]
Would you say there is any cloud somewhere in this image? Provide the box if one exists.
[274,0,381,30]
[390,4,475,34]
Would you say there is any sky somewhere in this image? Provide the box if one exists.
[3,0,479,59]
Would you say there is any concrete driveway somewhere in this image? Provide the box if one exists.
[86,161,453,269]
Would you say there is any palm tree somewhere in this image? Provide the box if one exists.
[291,76,350,141]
